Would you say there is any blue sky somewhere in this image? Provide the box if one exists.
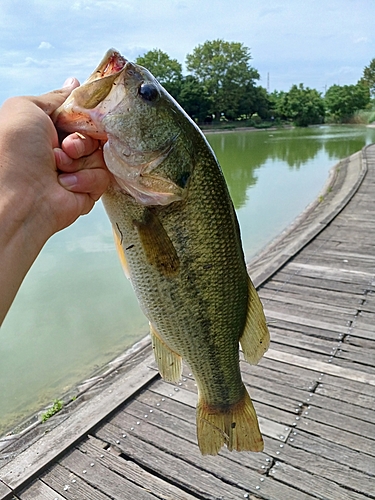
[0,0,374,104]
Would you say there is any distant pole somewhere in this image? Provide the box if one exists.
[267,72,270,92]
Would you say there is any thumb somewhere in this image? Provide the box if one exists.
[29,77,80,115]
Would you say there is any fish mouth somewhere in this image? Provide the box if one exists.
[87,49,127,83]
[53,49,128,138]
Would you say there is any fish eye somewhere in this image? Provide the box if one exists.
[138,83,160,102]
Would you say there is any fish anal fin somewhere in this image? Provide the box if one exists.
[196,386,263,455]
[133,209,180,277]
[150,323,182,383]
[112,224,131,279]
[240,277,270,365]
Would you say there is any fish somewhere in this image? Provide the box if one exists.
[53,49,270,455]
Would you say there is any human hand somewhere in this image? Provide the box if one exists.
[0,80,110,240]
[0,81,110,324]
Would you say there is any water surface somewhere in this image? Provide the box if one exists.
[1,125,374,434]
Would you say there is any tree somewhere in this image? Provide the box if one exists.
[186,39,259,120]
[136,49,183,98]
[177,76,212,123]
[278,84,325,126]
[360,58,375,98]
[325,83,370,122]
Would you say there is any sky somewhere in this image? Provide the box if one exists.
[0,0,374,105]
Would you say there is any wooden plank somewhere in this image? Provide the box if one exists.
[96,422,314,500]
[289,429,375,477]
[0,351,158,491]
[303,404,375,440]
[18,480,65,500]
[41,463,113,500]
[283,262,373,284]
[265,349,375,385]
[297,416,375,456]
[80,437,200,500]
[264,309,349,335]
[269,460,370,500]
[264,437,375,499]
[315,383,375,410]
[96,423,258,500]
[59,448,158,499]
[0,482,12,500]
[259,288,358,315]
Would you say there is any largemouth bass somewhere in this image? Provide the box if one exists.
[54,49,270,455]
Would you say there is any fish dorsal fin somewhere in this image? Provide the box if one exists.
[133,209,180,277]
[240,278,270,365]
[112,224,131,279]
[149,323,182,383]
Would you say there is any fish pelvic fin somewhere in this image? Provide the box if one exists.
[240,277,270,365]
[196,386,264,455]
[133,209,180,277]
[112,224,131,279]
[150,323,182,383]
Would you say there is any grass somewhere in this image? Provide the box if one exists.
[41,399,63,423]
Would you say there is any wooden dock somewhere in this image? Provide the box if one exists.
[1,144,375,499]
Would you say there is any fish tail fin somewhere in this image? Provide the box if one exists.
[196,386,263,455]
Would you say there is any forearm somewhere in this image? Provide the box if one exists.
[0,185,51,326]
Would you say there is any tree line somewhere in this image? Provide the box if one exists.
[135,40,375,127]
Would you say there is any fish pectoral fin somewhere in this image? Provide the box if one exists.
[196,386,264,455]
[139,173,186,204]
[133,209,180,277]
[150,323,182,383]
[112,224,131,279]
[240,277,270,365]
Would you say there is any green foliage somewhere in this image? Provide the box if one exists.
[325,83,370,122]
[136,49,183,98]
[185,39,260,120]
[360,58,375,97]
[177,75,212,123]
[133,42,373,126]
[41,399,63,422]
[276,84,325,126]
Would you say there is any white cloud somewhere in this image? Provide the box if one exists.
[38,41,53,50]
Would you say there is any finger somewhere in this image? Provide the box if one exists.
[54,148,106,173]
[28,78,80,115]
[61,133,100,159]
[58,167,110,201]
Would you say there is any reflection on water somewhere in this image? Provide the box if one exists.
[1,125,375,435]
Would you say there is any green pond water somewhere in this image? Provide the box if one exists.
[1,125,375,435]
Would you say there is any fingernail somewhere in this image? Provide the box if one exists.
[62,77,75,88]
[72,135,85,156]
[59,173,78,189]
[54,148,73,166]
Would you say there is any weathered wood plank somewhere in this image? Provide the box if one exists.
[303,404,375,440]
[264,437,375,498]
[270,460,370,500]
[0,351,158,491]
[289,429,375,477]
[315,382,375,409]
[0,482,12,500]
[80,437,201,500]
[18,480,65,500]
[59,448,158,499]
[41,463,113,500]
[297,416,375,455]
[265,349,375,385]
[96,422,314,500]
